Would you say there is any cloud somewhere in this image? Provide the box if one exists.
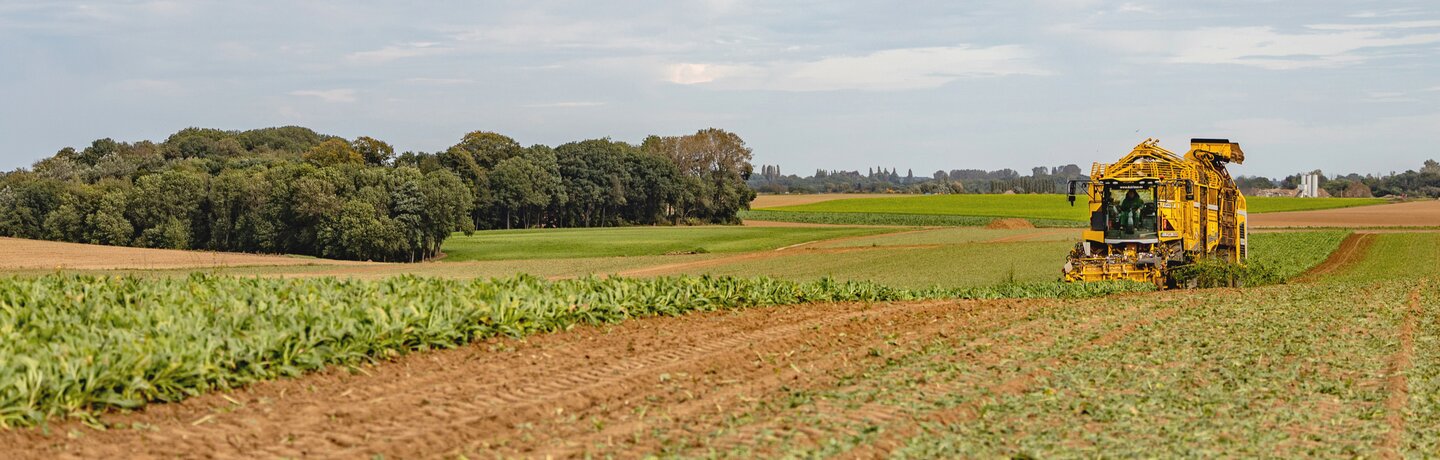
[403,77,475,85]
[522,101,606,108]
[1115,2,1157,14]
[666,45,1048,91]
[1073,21,1440,69]
[1363,91,1414,102]
[347,42,450,64]
[288,89,356,103]
[113,79,182,94]
[1307,20,1440,31]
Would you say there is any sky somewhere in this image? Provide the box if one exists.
[1,0,1437,179]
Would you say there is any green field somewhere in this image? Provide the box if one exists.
[665,229,1342,290]
[737,210,1084,227]
[763,194,1091,221]
[1246,196,1386,213]
[750,194,1387,225]
[438,226,895,261]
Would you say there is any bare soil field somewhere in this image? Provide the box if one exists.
[0,237,368,270]
[751,193,905,209]
[1250,200,1440,228]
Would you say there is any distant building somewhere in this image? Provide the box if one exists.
[1254,187,1331,198]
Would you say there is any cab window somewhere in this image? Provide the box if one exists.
[1098,187,1157,240]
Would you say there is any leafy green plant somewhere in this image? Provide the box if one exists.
[0,273,1150,427]
[1169,257,1280,288]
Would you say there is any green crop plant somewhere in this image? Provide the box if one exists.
[0,273,1151,427]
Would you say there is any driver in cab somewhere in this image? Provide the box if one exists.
[1119,190,1143,233]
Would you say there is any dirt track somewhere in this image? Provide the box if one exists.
[0,237,367,270]
[0,293,1177,459]
[1250,200,1440,228]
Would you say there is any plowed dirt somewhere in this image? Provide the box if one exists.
[1295,233,1374,282]
[0,237,368,270]
[1250,200,1440,228]
[985,218,1036,229]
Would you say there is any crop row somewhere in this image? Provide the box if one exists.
[0,273,1150,427]
[893,279,1418,457]
[737,210,1084,228]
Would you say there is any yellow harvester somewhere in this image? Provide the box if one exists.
[1062,138,1247,287]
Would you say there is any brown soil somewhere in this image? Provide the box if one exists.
[0,237,369,270]
[985,218,1036,229]
[750,193,907,209]
[1295,233,1374,282]
[1380,285,1421,459]
[1250,200,1440,228]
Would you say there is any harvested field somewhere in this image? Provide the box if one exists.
[1249,200,1440,228]
[0,237,366,270]
[751,193,903,209]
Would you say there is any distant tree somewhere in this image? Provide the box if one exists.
[129,169,206,249]
[352,136,395,165]
[85,189,134,245]
[492,155,559,228]
[304,138,364,166]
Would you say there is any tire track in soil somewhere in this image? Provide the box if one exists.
[1295,233,1373,283]
[387,298,989,458]
[561,298,1075,458]
[1379,284,1421,459]
[677,296,1168,458]
[860,308,1176,457]
[836,305,1182,458]
[0,298,992,459]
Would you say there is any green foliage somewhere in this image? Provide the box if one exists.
[738,210,1084,228]
[351,136,395,165]
[1246,230,1349,280]
[1333,233,1440,281]
[0,273,1151,427]
[303,138,364,166]
[1170,231,1348,287]
[1169,256,1279,288]
[1,126,759,262]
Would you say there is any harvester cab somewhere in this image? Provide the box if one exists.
[1062,138,1248,287]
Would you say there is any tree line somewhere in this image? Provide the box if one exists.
[748,164,1087,194]
[0,126,756,262]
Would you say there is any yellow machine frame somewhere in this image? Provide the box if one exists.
[1062,138,1247,286]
